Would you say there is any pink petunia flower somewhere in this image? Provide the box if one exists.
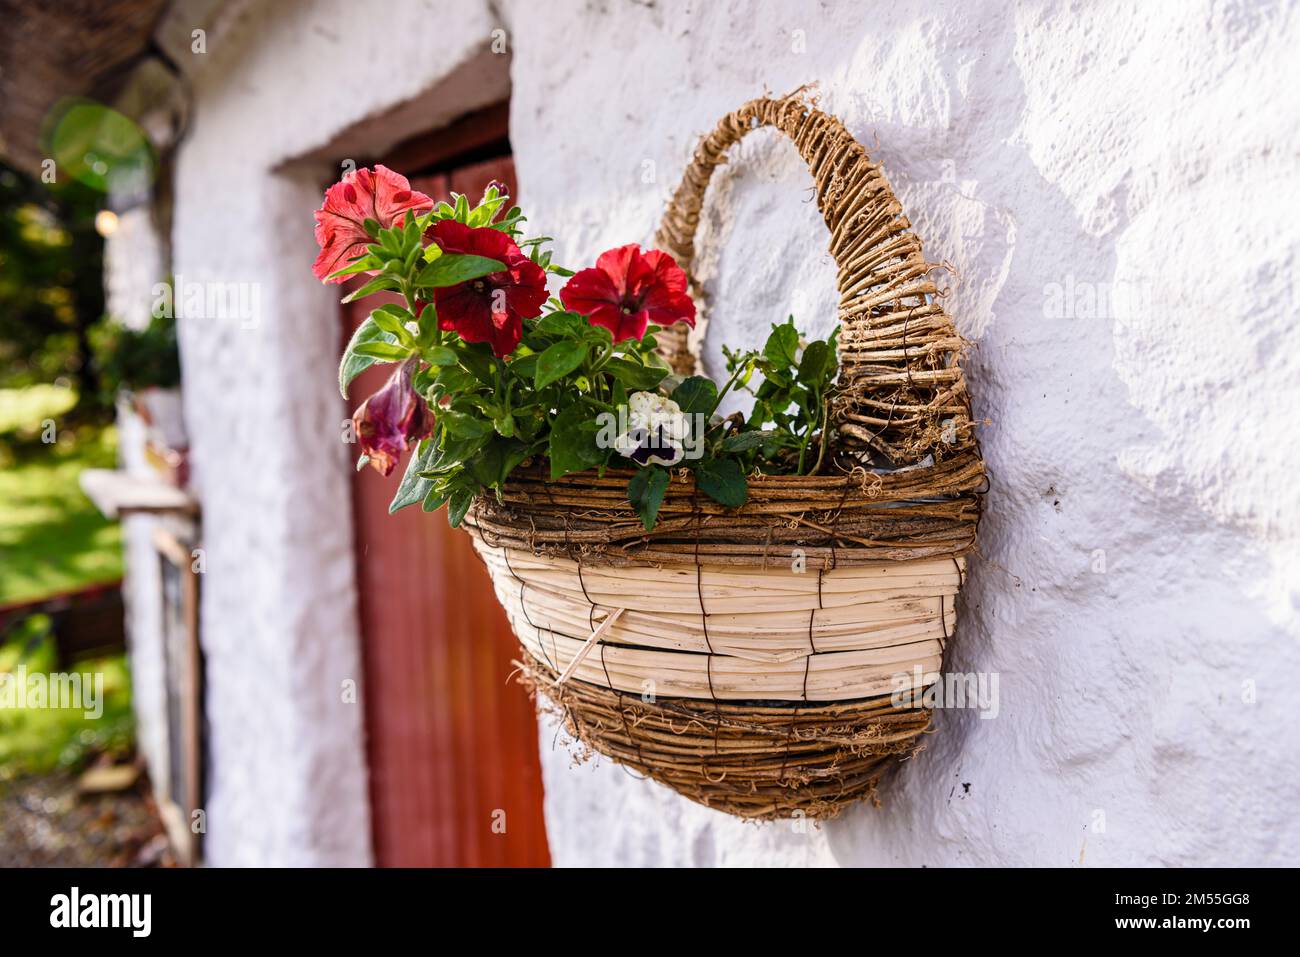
[313,165,433,283]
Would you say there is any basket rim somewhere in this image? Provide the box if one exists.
[465,449,984,568]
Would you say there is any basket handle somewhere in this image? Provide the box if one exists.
[653,95,969,460]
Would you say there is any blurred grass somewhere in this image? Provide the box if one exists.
[0,384,78,435]
[0,385,133,777]
[0,616,134,781]
[0,418,122,605]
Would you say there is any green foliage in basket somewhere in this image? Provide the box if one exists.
[313,166,839,531]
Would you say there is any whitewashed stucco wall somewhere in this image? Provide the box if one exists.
[172,0,1300,866]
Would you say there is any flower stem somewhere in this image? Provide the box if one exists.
[710,364,749,417]
[810,395,831,475]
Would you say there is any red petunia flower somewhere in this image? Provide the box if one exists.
[313,165,434,283]
[427,220,548,358]
[559,244,695,342]
[353,357,434,476]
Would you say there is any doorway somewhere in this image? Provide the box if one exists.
[340,103,550,867]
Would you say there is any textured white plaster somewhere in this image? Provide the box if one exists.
[500,0,1300,866]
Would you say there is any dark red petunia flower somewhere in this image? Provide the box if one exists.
[313,165,434,283]
[427,220,547,358]
[353,357,434,476]
[559,244,695,342]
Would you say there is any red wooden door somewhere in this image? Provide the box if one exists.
[343,152,551,867]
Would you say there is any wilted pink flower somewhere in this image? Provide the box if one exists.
[353,357,434,476]
[313,165,433,283]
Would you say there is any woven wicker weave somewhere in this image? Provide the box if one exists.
[463,94,984,819]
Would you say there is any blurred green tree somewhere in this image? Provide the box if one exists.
[0,161,106,418]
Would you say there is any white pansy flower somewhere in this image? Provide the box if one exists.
[615,391,690,467]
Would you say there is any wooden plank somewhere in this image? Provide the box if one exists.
[80,468,198,518]
[381,102,510,176]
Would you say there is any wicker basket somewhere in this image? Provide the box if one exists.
[463,94,984,820]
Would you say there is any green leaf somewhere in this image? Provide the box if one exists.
[508,353,539,380]
[468,190,508,227]
[466,440,503,487]
[440,410,492,439]
[583,322,614,346]
[415,253,505,288]
[763,318,800,368]
[326,255,381,281]
[535,340,587,390]
[351,340,410,362]
[447,487,475,528]
[431,365,476,395]
[695,458,748,508]
[627,466,670,531]
[603,357,668,392]
[468,436,531,488]
[457,344,498,386]
[369,304,412,338]
[491,206,525,234]
[797,340,835,387]
[425,345,458,366]
[535,311,585,338]
[421,429,489,476]
[548,403,605,479]
[723,429,777,452]
[339,316,398,398]
[421,486,450,513]
[460,394,500,418]
[671,376,718,416]
[341,275,399,303]
[404,211,421,244]
[389,439,435,514]
[514,438,540,477]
